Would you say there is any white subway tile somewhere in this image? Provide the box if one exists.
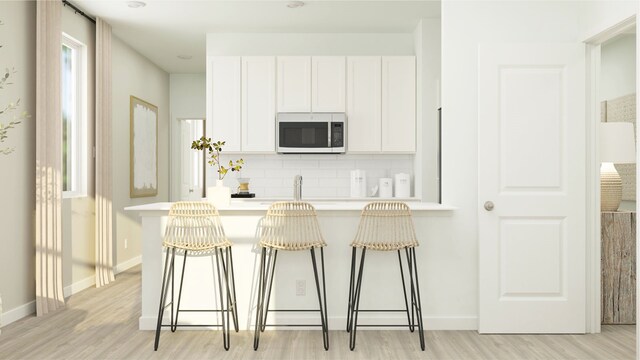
[236,169,265,178]
[318,178,349,188]
[265,169,301,178]
[250,178,283,187]
[298,154,338,160]
[303,187,337,198]
[282,160,319,169]
[319,160,355,168]
[390,159,414,169]
[300,178,320,187]
[264,187,292,197]
[249,159,283,169]
[336,188,350,197]
[355,159,391,169]
[276,154,301,160]
[300,169,337,178]
[336,169,352,178]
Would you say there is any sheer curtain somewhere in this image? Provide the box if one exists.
[35,0,64,315]
[95,18,115,287]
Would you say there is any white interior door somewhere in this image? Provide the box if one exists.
[478,43,586,333]
[179,119,205,201]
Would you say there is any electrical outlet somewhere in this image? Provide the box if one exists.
[296,280,306,296]
[124,238,128,249]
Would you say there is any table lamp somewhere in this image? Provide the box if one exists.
[600,122,636,211]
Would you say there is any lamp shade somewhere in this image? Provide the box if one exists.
[600,122,636,164]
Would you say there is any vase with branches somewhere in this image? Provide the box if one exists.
[0,20,30,156]
[191,136,244,180]
[191,136,244,206]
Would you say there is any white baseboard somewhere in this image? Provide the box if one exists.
[1,301,35,328]
[138,315,478,331]
[116,255,142,274]
[1,255,143,329]
[63,275,96,298]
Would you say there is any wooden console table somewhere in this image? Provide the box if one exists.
[601,211,636,324]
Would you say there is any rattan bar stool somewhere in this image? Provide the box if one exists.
[253,201,329,351]
[346,201,425,351]
[153,202,239,351]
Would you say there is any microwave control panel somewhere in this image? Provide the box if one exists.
[331,122,344,148]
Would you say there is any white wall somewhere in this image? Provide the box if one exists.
[61,3,96,296]
[580,0,638,41]
[207,33,415,56]
[440,0,584,322]
[601,34,636,101]
[169,73,206,201]
[414,19,441,202]
[0,0,36,320]
[112,37,170,269]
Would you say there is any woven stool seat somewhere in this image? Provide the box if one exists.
[351,202,418,251]
[259,201,327,251]
[154,201,238,351]
[253,201,330,350]
[163,202,232,253]
[346,201,425,351]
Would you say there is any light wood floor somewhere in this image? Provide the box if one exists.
[0,266,635,360]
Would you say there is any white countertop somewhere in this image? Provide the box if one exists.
[125,199,456,212]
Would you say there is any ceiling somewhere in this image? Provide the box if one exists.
[74,0,441,73]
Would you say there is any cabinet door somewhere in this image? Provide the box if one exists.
[277,56,311,112]
[242,57,276,152]
[347,57,381,152]
[381,56,416,153]
[312,56,346,112]
[207,56,241,151]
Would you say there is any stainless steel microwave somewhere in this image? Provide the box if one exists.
[276,113,346,154]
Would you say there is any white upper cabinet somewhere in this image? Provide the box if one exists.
[242,57,276,152]
[381,56,416,153]
[347,57,382,152]
[207,56,241,151]
[277,56,311,112]
[312,56,346,112]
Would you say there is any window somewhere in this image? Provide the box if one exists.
[61,33,87,198]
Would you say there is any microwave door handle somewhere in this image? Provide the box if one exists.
[327,123,331,148]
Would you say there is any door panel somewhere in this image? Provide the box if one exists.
[242,56,276,152]
[347,56,382,152]
[207,56,241,151]
[478,43,585,333]
[277,56,311,112]
[381,56,416,153]
[312,56,346,112]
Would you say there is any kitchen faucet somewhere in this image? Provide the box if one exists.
[293,175,303,201]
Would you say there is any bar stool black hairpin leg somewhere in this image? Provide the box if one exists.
[215,248,230,350]
[310,247,329,350]
[261,248,278,332]
[154,248,175,351]
[225,247,239,332]
[171,250,188,332]
[349,246,367,351]
[253,247,267,351]
[398,249,414,332]
[409,247,425,350]
[346,247,357,332]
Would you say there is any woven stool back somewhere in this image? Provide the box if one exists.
[259,201,327,250]
[351,202,418,251]
[163,201,232,252]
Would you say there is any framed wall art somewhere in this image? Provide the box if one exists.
[130,95,158,198]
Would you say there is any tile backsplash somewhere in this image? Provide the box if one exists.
[211,154,414,199]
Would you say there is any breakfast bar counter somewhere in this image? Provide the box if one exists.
[126,200,455,331]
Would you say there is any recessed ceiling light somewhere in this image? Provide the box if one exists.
[127,1,146,8]
[286,1,305,8]
[177,55,193,60]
